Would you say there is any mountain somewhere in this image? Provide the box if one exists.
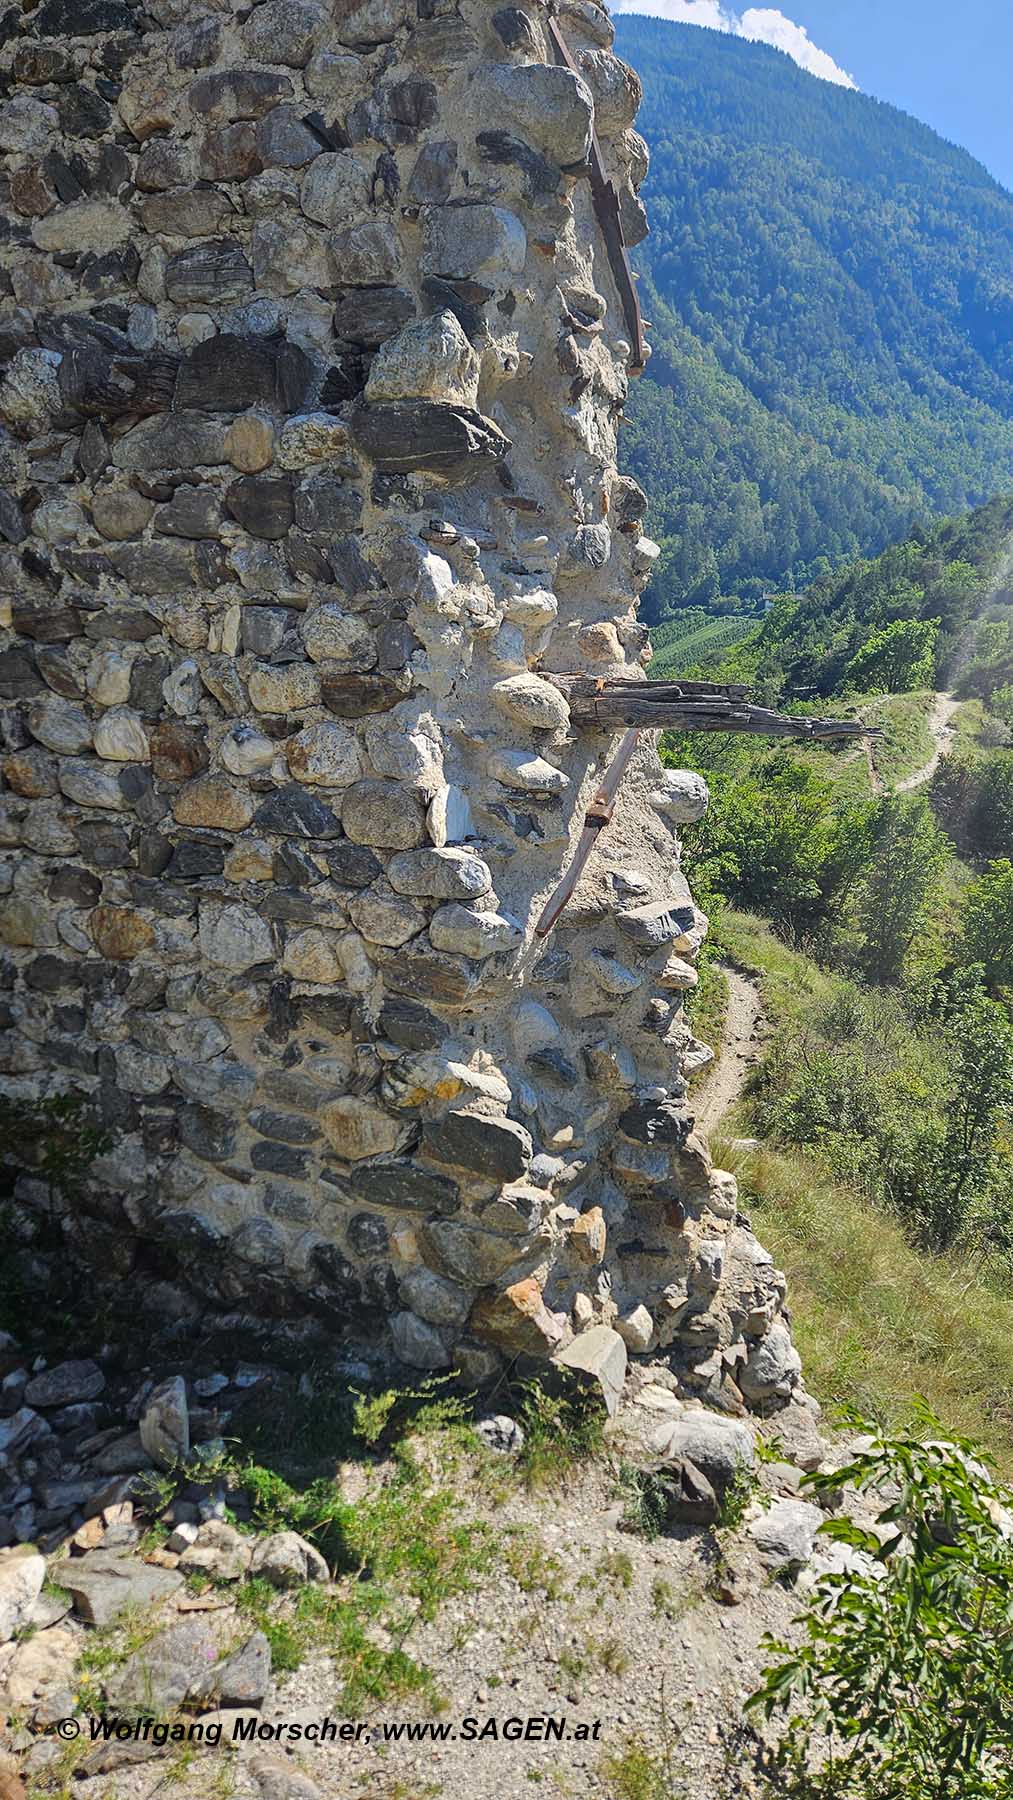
[613,16,1013,622]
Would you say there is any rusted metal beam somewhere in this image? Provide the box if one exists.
[546,16,649,373]
[535,728,641,936]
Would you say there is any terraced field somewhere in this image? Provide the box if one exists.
[649,610,757,679]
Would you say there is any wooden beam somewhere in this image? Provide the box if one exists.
[544,676,874,740]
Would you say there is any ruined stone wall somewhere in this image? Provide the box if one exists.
[0,0,801,1410]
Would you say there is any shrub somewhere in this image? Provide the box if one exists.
[750,1408,1013,1798]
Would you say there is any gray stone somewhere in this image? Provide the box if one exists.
[428,905,520,959]
[475,1414,525,1455]
[24,1359,105,1408]
[386,847,492,899]
[113,412,227,473]
[654,1413,755,1496]
[471,63,593,166]
[421,204,526,285]
[347,1160,459,1215]
[616,893,697,949]
[199,903,274,972]
[330,218,402,286]
[333,286,415,347]
[301,151,371,226]
[139,1374,190,1469]
[249,1753,323,1800]
[106,1615,269,1712]
[243,0,325,66]
[391,1310,451,1370]
[422,1111,532,1181]
[366,310,480,408]
[165,241,254,306]
[399,1266,470,1327]
[749,1498,823,1571]
[50,1552,182,1627]
[649,768,709,825]
[351,400,510,482]
[554,1325,626,1418]
[249,1530,329,1588]
[189,69,296,123]
[178,1520,252,1582]
[340,779,425,849]
[258,106,324,168]
[739,1320,802,1403]
[253,785,342,839]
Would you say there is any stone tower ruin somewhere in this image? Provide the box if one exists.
[0,0,802,1412]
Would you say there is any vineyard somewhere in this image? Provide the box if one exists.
[649,610,758,679]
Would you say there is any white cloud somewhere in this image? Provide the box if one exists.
[613,0,858,90]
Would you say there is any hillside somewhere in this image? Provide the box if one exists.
[613,16,1013,620]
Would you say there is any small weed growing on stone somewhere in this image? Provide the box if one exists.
[513,1376,605,1488]
[717,1460,760,1530]
[616,1463,671,1540]
[595,1549,635,1591]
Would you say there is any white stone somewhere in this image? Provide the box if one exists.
[301,604,376,668]
[220,722,275,776]
[0,1547,46,1645]
[429,905,520,960]
[487,749,570,794]
[391,1310,451,1371]
[285,720,361,786]
[87,648,135,707]
[93,707,150,763]
[278,412,352,471]
[649,768,709,825]
[615,1305,654,1352]
[0,96,57,153]
[491,674,570,733]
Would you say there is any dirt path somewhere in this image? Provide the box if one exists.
[692,963,765,1132]
[894,691,959,792]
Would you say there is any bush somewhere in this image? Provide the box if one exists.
[750,1409,1013,1798]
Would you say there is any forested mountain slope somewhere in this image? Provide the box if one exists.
[614,16,1013,621]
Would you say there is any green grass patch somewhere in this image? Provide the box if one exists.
[717,1141,1013,1472]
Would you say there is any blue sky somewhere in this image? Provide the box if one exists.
[614,1,1013,192]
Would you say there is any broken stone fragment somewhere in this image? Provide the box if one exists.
[553,1324,627,1416]
[472,1278,567,1355]
[139,1374,190,1468]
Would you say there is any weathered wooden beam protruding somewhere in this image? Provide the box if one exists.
[545,676,872,740]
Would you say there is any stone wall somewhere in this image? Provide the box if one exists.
[0,0,801,1410]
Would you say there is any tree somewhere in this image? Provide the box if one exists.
[855,795,949,982]
[961,860,1013,991]
[844,617,939,693]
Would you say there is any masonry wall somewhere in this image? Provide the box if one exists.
[0,0,801,1409]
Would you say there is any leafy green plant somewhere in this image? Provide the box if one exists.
[749,1407,1013,1798]
[617,1463,672,1540]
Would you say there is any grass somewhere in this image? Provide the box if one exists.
[723,1137,1013,1473]
[706,907,1013,1471]
[684,954,728,1085]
